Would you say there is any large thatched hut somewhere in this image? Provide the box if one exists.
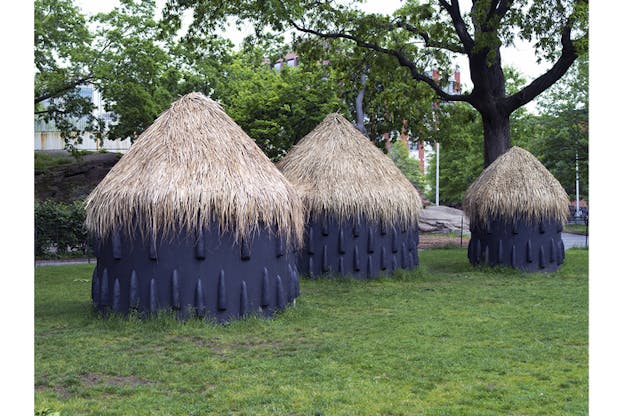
[277,113,423,279]
[463,146,569,272]
[85,92,304,321]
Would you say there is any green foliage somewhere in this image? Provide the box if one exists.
[425,103,483,206]
[35,249,588,414]
[388,140,425,191]
[218,51,346,160]
[35,0,231,148]
[34,152,74,174]
[34,199,87,257]
[512,55,588,200]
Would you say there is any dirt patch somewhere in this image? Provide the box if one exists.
[80,373,151,387]
[419,233,468,249]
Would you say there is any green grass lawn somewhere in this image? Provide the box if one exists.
[563,223,588,235]
[35,249,588,416]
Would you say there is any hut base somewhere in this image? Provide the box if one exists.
[299,215,419,279]
[91,224,299,322]
[467,217,565,273]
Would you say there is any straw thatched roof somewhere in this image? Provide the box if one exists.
[276,113,423,229]
[463,146,569,225]
[85,92,303,245]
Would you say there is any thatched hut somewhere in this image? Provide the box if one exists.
[277,113,423,279]
[85,92,304,321]
[463,146,569,272]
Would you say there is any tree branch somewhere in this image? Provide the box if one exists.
[290,19,473,103]
[438,0,474,52]
[504,25,577,113]
[34,74,93,104]
[392,19,465,53]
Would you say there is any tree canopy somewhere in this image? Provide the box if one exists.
[162,0,588,167]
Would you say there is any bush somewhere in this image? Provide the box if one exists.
[35,199,88,257]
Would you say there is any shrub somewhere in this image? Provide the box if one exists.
[35,199,88,257]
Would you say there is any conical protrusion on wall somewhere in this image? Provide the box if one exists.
[526,240,533,263]
[392,229,399,253]
[149,235,158,260]
[217,269,227,311]
[380,222,387,235]
[353,245,360,271]
[240,238,251,261]
[322,244,329,272]
[352,222,359,238]
[195,279,205,317]
[100,268,110,307]
[539,221,546,234]
[512,218,519,235]
[195,231,206,259]
[392,255,398,272]
[308,226,315,254]
[497,240,504,264]
[261,268,270,307]
[149,278,157,313]
[112,231,122,260]
[276,236,285,258]
[367,255,373,279]
[112,277,121,312]
[367,227,375,253]
[240,281,249,317]
[484,244,490,265]
[511,244,517,268]
[308,257,315,278]
[338,256,344,274]
[550,238,556,263]
[171,269,181,310]
[276,275,286,309]
[289,265,299,299]
[91,268,99,306]
[486,221,492,235]
[321,217,329,236]
[539,246,546,269]
[129,270,139,309]
[380,246,387,270]
[338,227,345,254]
[292,265,300,297]
[401,242,408,269]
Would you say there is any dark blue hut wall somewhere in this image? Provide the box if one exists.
[467,217,564,273]
[300,215,419,279]
[91,222,300,322]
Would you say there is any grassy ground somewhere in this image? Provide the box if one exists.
[35,249,588,416]
[563,224,588,235]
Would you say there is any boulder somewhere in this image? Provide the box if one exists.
[418,205,469,233]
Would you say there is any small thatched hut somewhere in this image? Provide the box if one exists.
[85,92,304,321]
[277,113,423,279]
[463,146,569,272]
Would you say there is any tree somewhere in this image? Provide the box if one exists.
[389,140,426,193]
[425,102,483,206]
[162,0,588,168]
[217,48,347,160]
[35,0,231,148]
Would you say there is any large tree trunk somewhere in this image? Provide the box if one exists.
[481,110,511,167]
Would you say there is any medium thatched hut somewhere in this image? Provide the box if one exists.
[85,92,304,321]
[463,146,569,272]
[277,113,423,279]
